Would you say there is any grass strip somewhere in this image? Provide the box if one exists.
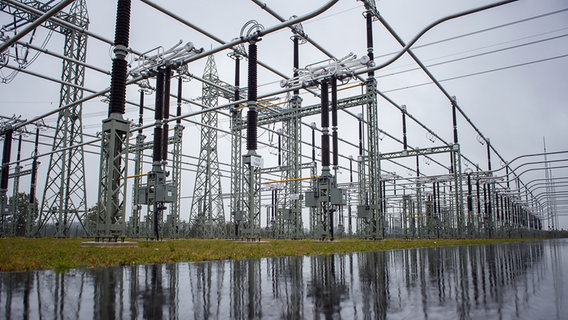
[0,237,544,272]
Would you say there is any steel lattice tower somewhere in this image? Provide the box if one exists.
[166,78,184,238]
[279,94,302,238]
[190,55,225,238]
[278,35,303,239]
[365,78,383,239]
[35,0,89,237]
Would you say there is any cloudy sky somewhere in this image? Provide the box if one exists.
[1,0,567,230]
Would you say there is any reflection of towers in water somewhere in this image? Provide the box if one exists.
[93,268,120,320]
[396,242,547,318]
[268,256,304,318]
[190,55,226,238]
[139,264,177,320]
[188,261,226,319]
[91,265,179,319]
[166,264,179,319]
[230,259,262,319]
[358,251,389,320]
[307,254,349,318]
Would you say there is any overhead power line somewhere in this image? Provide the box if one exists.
[382,53,568,93]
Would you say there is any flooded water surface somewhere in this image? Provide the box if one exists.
[1,239,567,319]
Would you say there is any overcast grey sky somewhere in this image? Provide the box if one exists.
[1,0,567,230]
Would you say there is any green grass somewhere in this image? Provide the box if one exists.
[0,237,543,272]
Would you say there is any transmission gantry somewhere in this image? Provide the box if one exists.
[189,55,226,238]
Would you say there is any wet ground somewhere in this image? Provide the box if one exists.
[1,239,566,319]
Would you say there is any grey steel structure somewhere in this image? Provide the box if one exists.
[128,90,148,237]
[229,51,245,238]
[0,0,90,237]
[0,0,555,240]
[95,0,131,240]
[189,55,226,238]
[166,85,184,239]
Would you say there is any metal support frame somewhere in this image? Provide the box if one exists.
[9,135,22,236]
[277,34,304,239]
[242,154,262,239]
[96,116,129,240]
[23,0,89,237]
[278,94,303,238]
[167,122,183,238]
[365,78,383,239]
[129,130,145,237]
[231,107,244,238]
[379,144,465,238]
[190,55,225,238]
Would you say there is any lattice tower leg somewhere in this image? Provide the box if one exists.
[357,156,368,237]
[452,145,464,237]
[230,111,244,238]
[190,55,225,238]
[242,155,261,240]
[167,124,183,238]
[281,95,303,238]
[365,78,383,239]
[10,139,21,237]
[129,134,144,237]
[37,0,89,237]
[309,163,317,238]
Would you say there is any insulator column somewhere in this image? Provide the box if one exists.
[0,128,12,237]
[1,128,12,191]
[486,138,492,171]
[176,77,182,122]
[28,127,40,237]
[247,42,258,152]
[108,0,131,116]
[293,36,300,96]
[331,77,338,170]
[365,11,374,78]
[476,175,481,223]
[234,56,241,101]
[138,90,144,133]
[505,165,510,189]
[401,105,407,150]
[29,128,39,205]
[162,67,171,163]
[451,96,459,144]
[487,183,492,236]
[153,71,164,163]
[483,183,489,236]
[416,156,420,176]
[467,173,473,214]
[432,182,437,217]
[358,114,364,156]
[311,123,316,162]
[320,79,330,172]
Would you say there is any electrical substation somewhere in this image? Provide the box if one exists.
[0,0,566,241]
